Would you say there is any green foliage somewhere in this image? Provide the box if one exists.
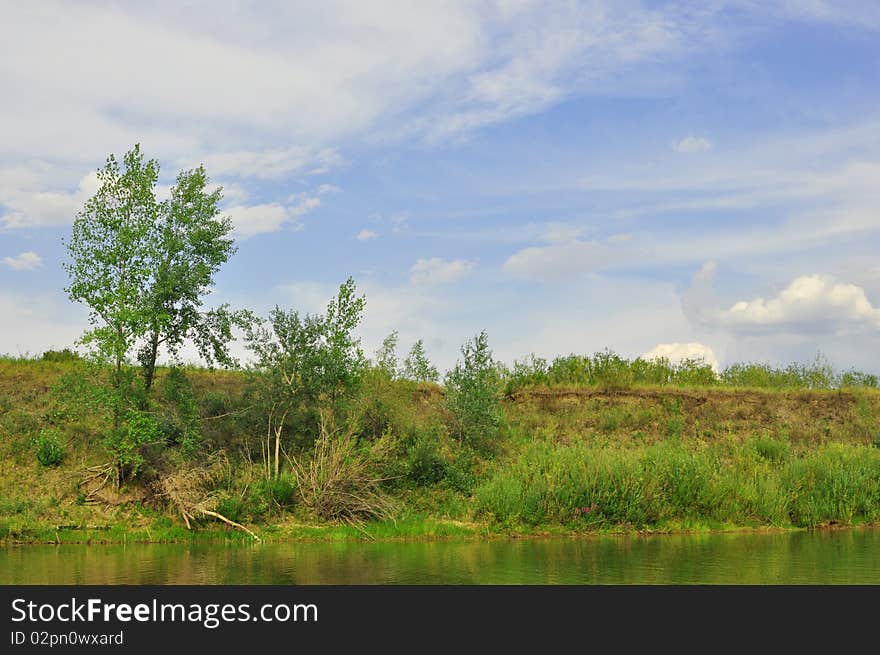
[375,331,399,379]
[40,348,81,363]
[158,368,201,456]
[105,410,163,479]
[407,426,447,486]
[64,145,160,372]
[719,353,845,389]
[65,144,246,390]
[504,349,717,391]
[402,339,439,383]
[61,144,248,479]
[445,331,503,448]
[504,354,548,394]
[840,370,879,389]
[245,278,368,472]
[33,429,65,467]
[502,348,879,392]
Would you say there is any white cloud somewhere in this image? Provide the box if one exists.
[199,147,343,180]
[356,229,378,241]
[287,193,322,217]
[227,189,325,238]
[641,342,719,372]
[226,203,291,239]
[0,292,86,357]
[674,135,713,153]
[684,266,880,335]
[317,184,342,195]
[2,251,43,271]
[409,258,474,285]
[720,275,880,331]
[503,240,615,279]
[0,172,98,229]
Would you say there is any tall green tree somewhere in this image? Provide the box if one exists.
[138,165,241,392]
[64,144,246,475]
[63,145,160,427]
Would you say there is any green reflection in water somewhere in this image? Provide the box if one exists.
[2,530,879,584]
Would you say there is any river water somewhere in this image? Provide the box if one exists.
[2,529,878,584]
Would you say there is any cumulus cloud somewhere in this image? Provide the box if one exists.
[2,251,43,271]
[226,188,326,239]
[356,229,378,241]
[683,264,880,335]
[641,342,719,371]
[409,258,474,285]
[674,135,713,153]
[226,203,290,239]
[720,275,880,331]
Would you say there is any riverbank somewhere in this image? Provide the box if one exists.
[5,512,879,547]
[2,358,879,545]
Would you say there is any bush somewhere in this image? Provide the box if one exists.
[34,429,65,467]
[40,348,81,362]
[407,427,447,486]
[445,331,503,448]
[159,368,201,455]
[287,426,394,524]
[105,411,163,479]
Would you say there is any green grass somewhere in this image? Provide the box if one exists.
[475,438,880,530]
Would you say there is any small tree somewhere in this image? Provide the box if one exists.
[444,330,503,448]
[375,331,399,378]
[245,278,368,478]
[402,339,439,382]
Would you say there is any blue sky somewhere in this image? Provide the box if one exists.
[2,1,880,373]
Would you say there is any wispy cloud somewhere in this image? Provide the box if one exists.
[2,251,43,271]
[409,258,474,285]
[674,135,713,153]
[356,229,378,241]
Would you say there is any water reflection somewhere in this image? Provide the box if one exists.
[2,529,878,584]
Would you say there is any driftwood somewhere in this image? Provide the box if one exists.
[154,452,261,542]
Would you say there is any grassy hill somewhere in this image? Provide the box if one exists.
[1,356,879,543]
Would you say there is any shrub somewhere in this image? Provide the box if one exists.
[34,429,65,467]
[840,370,879,389]
[445,331,503,448]
[287,425,394,524]
[407,427,447,486]
[105,411,163,479]
[159,368,201,455]
[40,348,81,362]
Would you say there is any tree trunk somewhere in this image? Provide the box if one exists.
[143,330,160,393]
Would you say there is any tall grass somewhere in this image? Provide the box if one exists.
[475,439,880,529]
